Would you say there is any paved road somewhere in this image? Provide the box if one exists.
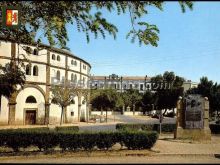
[79,115,176,132]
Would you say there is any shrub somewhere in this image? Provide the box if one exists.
[154,124,176,133]
[116,123,143,131]
[78,132,98,151]
[0,129,159,152]
[55,126,79,133]
[116,123,176,133]
[118,131,158,150]
[96,132,117,150]
[31,132,58,151]
[58,133,80,151]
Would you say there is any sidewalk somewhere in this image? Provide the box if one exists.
[152,134,220,155]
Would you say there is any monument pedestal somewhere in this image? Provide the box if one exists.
[175,95,211,141]
[175,127,211,141]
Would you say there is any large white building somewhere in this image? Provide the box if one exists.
[90,74,151,93]
[0,37,91,125]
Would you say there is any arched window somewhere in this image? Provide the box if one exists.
[74,74,77,83]
[82,77,85,85]
[71,73,74,82]
[33,49,38,55]
[71,60,74,65]
[33,65,38,76]
[71,99,75,104]
[52,54,55,60]
[26,64,31,75]
[74,61,77,66]
[56,70,60,80]
[57,55,60,61]
[26,96,37,103]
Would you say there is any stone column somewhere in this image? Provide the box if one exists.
[45,50,51,125]
[177,96,183,128]
[44,102,50,125]
[8,102,16,125]
[78,95,82,122]
[174,96,183,138]
[204,97,211,139]
[133,104,135,115]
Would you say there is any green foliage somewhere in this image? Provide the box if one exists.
[32,132,59,152]
[78,132,98,151]
[91,89,122,111]
[0,61,26,98]
[142,91,155,114]
[58,133,80,151]
[116,123,176,133]
[96,132,117,150]
[55,126,79,132]
[187,76,220,115]
[50,85,89,125]
[116,123,220,134]
[117,131,158,150]
[0,130,159,152]
[0,1,193,48]
[150,71,185,112]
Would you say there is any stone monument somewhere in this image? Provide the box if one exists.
[174,94,211,141]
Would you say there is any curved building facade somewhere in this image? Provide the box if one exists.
[0,38,91,125]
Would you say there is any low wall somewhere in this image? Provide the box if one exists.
[91,111,113,115]
[123,111,143,116]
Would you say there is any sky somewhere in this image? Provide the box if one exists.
[41,2,220,83]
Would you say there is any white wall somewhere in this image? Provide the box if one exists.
[16,44,47,63]
[91,111,113,116]
[0,96,9,125]
[50,52,66,68]
[0,41,11,57]
[67,56,80,72]
[15,87,45,124]
[123,111,143,116]
[24,62,47,83]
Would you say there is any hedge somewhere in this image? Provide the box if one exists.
[116,123,220,134]
[0,130,158,152]
[55,126,79,132]
[115,131,158,150]
[116,123,176,133]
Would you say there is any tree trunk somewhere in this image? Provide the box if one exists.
[60,107,64,126]
[101,107,103,115]
[133,104,135,115]
[106,108,108,123]
[64,107,68,124]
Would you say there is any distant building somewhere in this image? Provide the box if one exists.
[90,74,199,93]
[90,74,151,93]
[182,80,199,92]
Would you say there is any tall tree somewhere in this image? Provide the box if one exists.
[50,84,89,125]
[123,89,142,114]
[141,91,155,115]
[187,76,220,116]
[0,61,25,99]
[151,71,184,115]
[0,1,193,48]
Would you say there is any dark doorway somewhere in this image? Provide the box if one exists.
[25,110,36,125]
